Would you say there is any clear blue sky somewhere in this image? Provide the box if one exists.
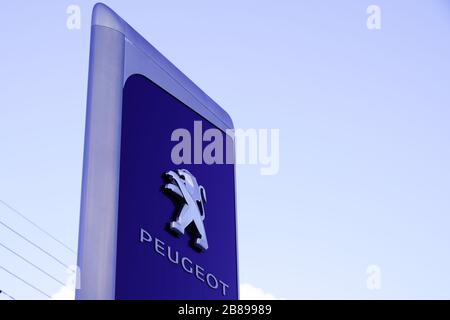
[1,0,450,299]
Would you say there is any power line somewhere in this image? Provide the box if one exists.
[0,199,76,254]
[0,241,65,286]
[0,290,15,300]
[0,219,73,271]
[0,264,50,299]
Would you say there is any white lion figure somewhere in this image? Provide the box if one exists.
[163,169,208,251]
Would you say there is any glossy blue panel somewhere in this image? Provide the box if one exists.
[115,74,238,299]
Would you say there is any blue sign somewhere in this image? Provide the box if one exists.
[115,75,238,299]
[77,4,238,300]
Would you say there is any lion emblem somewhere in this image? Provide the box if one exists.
[163,169,208,251]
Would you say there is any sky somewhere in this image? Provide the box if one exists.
[1,0,450,299]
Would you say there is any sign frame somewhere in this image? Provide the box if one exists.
[76,3,238,300]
